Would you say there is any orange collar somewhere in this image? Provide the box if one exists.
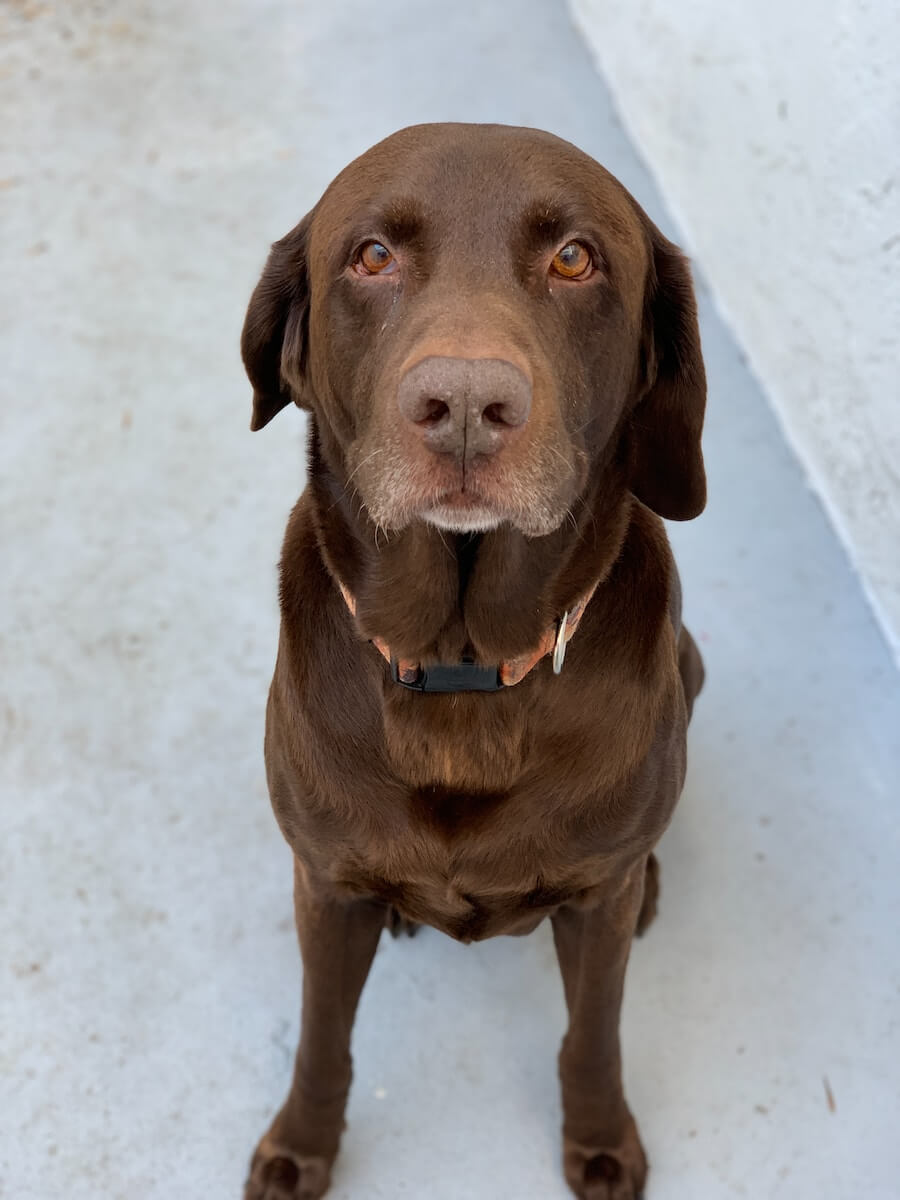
[338,580,597,692]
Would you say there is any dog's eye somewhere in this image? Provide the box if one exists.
[550,241,593,280]
[355,241,397,276]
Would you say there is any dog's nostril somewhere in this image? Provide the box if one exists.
[482,402,508,426]
[419,397,450,427]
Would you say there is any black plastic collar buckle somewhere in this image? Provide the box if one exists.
[390,656,503,693]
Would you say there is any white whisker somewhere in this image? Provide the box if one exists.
[327,449,386,514]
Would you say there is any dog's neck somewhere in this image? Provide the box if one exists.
[307,419,634,666]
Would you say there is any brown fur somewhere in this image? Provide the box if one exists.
[240,123,706,1200]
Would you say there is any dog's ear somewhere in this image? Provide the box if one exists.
[241,212,314,431]
[627,226,707,520]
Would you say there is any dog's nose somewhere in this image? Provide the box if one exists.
[397,356,532,457]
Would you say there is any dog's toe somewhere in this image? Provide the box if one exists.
[563,1119,647,1200]
[244,1142,331,1200]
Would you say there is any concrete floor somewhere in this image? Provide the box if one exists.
[2,2,898,1198]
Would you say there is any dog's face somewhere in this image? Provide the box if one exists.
[243,124,706,533]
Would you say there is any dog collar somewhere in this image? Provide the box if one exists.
[337,581,597,693]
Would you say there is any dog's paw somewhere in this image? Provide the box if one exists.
[243,1138,331,1200]
[563,1121,648,1200]
[385,906,420,938]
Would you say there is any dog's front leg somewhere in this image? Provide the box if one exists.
[551,872,648,1200]
[244,857,386,1200]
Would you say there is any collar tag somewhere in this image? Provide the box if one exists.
[552,610,570,675]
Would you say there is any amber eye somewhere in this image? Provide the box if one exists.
[355,241,396,275]
[550,241,593,280]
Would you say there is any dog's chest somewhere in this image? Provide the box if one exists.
[328,783,607,943]
[380,687,532,793]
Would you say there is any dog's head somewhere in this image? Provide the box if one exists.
[242,123,706,534]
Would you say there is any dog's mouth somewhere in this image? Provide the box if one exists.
[350,437,579,539]
[415,471,563,537]
[421,489,504,533]
[414,455,529,534]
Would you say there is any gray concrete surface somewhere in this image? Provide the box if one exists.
[2,2,898,1198]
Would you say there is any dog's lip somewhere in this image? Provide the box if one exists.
[431,488,489,509]
[417,480,506,527]
[420,491,504,533]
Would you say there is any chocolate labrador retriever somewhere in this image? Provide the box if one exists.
[240,122,706,1200]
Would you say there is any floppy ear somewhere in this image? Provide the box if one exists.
[628,227,707,520]
[240,212,314,431]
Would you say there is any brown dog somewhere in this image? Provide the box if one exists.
[240,123,706,1200]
